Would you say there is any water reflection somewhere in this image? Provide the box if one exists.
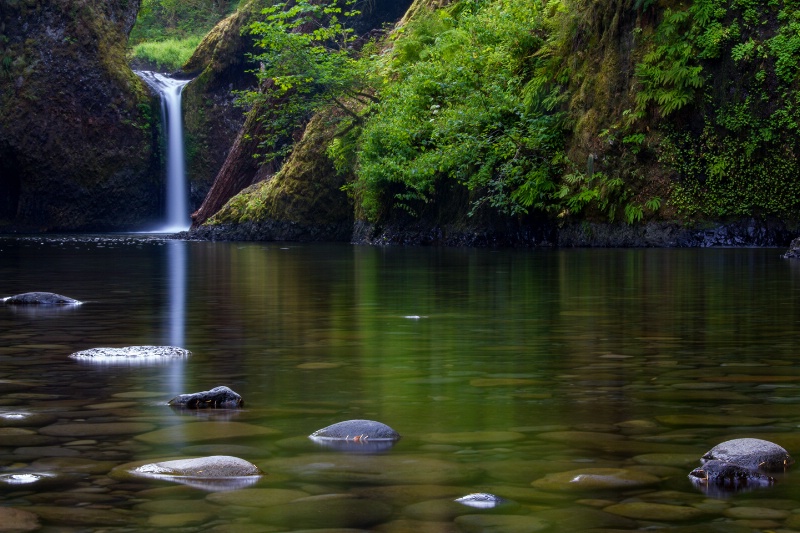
[166,240,187,397]
[4,242,800,530]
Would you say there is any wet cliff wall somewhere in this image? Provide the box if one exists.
[0,0,162,231]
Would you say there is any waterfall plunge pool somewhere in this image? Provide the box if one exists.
[1,235,800,531]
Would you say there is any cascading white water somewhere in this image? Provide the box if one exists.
[135,71,192,232]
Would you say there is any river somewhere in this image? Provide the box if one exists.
[1,235,800,531]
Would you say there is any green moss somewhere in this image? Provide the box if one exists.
[129,36,202,70]
[209,109,352,226]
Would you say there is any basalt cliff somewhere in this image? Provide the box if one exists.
[0,0,162,231]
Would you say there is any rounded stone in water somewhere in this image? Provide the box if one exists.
[455,492,509,509]
[701,438,793,471]
[309,419,400,441]
[69,345,191,364]
[134,455,262,477]
[168,385,243,409]
[3,292,81,305]
[129,455,263,491]
[309,419,401,452]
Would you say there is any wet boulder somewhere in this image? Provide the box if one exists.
[689,460,775,486]
[128,455,263,491]
[3,292,81,305]
[310,419,400,441]
[688,438,793,496]
[701,438,794,472]
[309,419,400,452]
[168,386,244,409]
[69,346,191,364]
[455,493,513,510]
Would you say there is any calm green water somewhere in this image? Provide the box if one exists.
[2,235,800,531]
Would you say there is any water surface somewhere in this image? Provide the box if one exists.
[1,236,800,531]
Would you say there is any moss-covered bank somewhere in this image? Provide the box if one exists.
[184,0,800,247]
[0,0,163,231]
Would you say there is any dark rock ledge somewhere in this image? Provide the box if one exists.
[181,218,796,248]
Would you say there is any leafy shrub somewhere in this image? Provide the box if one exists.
[129,36,203,70]
[352,0,568,221]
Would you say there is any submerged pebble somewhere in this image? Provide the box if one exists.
[0,507,40,532]
[603,501,707,521]
[532,468,661,491]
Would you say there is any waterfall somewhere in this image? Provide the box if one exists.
[135,71,192,232]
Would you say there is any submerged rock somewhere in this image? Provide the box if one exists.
[531,468,661,491]
[69,346,191,364]
[701,438,794,471]
[168,386,243,409]
[689,459,775,489]
[0,507,40,532]
[454,492,510,509]
[309,419,401,452]
[3,292,81,305]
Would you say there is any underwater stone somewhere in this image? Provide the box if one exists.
[532,468,661,491]
[3,292,81,305]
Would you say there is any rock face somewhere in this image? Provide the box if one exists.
[3,292,81,305]
[192,108,354,240]
[168,386,244,409]
[0,0,162,232]
[179,0,263,212]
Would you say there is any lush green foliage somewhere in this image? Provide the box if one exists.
[130,0,241,43]
[350,0,568,221]
[129,36,203,70]
[656,0,800,219]
[239,0,371,162]
[129,0,242,70]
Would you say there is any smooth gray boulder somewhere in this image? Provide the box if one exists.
[129,455,263,491]
[309,419,400,453]
[168,386,243,409]
[701,438,794,471]
[69,346,191,364]
[310,419,400,441]
[688,438,793,496]
[3,292,81,305]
